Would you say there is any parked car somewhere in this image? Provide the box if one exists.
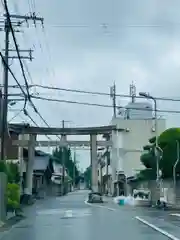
[88,192,103,203]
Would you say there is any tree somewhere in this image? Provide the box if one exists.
[84,166,91,188]
[139,128,180,180]
[52,147,79,182]
[0,161,20,183]
[158,128,180,178]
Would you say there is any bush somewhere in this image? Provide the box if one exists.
[7,183,20,212]
[0,161,7,173]
[6,162,20,184]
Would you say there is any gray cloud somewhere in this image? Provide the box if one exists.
[3,0,180,169]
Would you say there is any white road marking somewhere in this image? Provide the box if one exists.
[64,210,73,218]
[170,213,180,217]
[84,200,116,211]
[135,216,180,240]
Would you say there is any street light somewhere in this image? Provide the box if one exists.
[139,92,160,187]
[173,140,180,192]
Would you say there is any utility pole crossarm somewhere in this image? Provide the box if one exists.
[3,49,34,52]
[8,56,34,60]
[4,14,44,23]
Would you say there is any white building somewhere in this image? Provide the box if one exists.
[107,96,166,196]
[51,161,68,184]
[111,117,166,178]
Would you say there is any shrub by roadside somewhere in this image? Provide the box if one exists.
[7,183,20,213]
[0,161,21,215]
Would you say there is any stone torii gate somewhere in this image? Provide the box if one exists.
[9,123,124,196]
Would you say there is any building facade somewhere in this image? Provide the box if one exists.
[111,118,166,178]
[108,84,166,195]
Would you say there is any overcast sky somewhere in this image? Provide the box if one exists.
[1,0,180,170]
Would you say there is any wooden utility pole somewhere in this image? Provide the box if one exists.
[0,1,43,161]
[0,11,9,161]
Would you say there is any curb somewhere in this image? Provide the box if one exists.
[0,216,26,240]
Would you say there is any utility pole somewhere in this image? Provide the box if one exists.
[73,148,76,189]
[110,82,116,118]
[0,14,10,161]
[61,120,65,195]
[0,2,43,162]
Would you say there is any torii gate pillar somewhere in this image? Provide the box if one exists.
[24,134,36,197]
[90,134,98,192]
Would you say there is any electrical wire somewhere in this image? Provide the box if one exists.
[0,48,60,141]
[31,95,180,115]
[5,83,180,103]
[4,1,31,100]
[0,52,27,97]
[4,2,48,123]
[8,109,23,122]
[32,85,180,103]
[3,2,58,138]
[23,108,52,141]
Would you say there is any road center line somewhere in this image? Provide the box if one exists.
[170,213,180,217]
[135,216,180,240]
[84,200,115,211]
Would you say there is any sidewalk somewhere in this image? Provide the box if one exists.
[0,196,48,239]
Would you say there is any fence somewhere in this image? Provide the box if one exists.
[128,179,180,207]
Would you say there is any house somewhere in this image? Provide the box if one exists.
[2,127,73,197]
[97,148,111,195]
[23,149,54,198]
[50,160,72,195]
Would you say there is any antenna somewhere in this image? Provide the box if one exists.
[129,81,136,103]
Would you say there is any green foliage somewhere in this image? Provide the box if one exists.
[158,128,180,145]
[143,145,152,151]
[161,140,180,178]
[0,161,7,173]
[0,161,20,212]
[7,183,20,212]
[139,127,180,180]
[0,161,20,183]
[140,152,156,169]
[137,168,156,181]
[52,147,79,180]
[6,162,20,184]
[149,136,156,144]
[84,166,91,187]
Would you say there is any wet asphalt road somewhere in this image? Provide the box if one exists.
[1,190,180,240]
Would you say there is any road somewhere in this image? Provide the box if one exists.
[1,190,180,240]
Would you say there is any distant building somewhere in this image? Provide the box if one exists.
[107,83,166,196]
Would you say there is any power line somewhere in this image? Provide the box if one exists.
[8,109,23,122]
[0,52,49,126]
[0,53,27,96]
[33,85,180,103]
[4,2,31,100]
[0,52,60,139]
[31,95,180,114]
[5,83,180,103]
[4,2,49,128]
[45,23,175,29]
[23,108,52,141]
